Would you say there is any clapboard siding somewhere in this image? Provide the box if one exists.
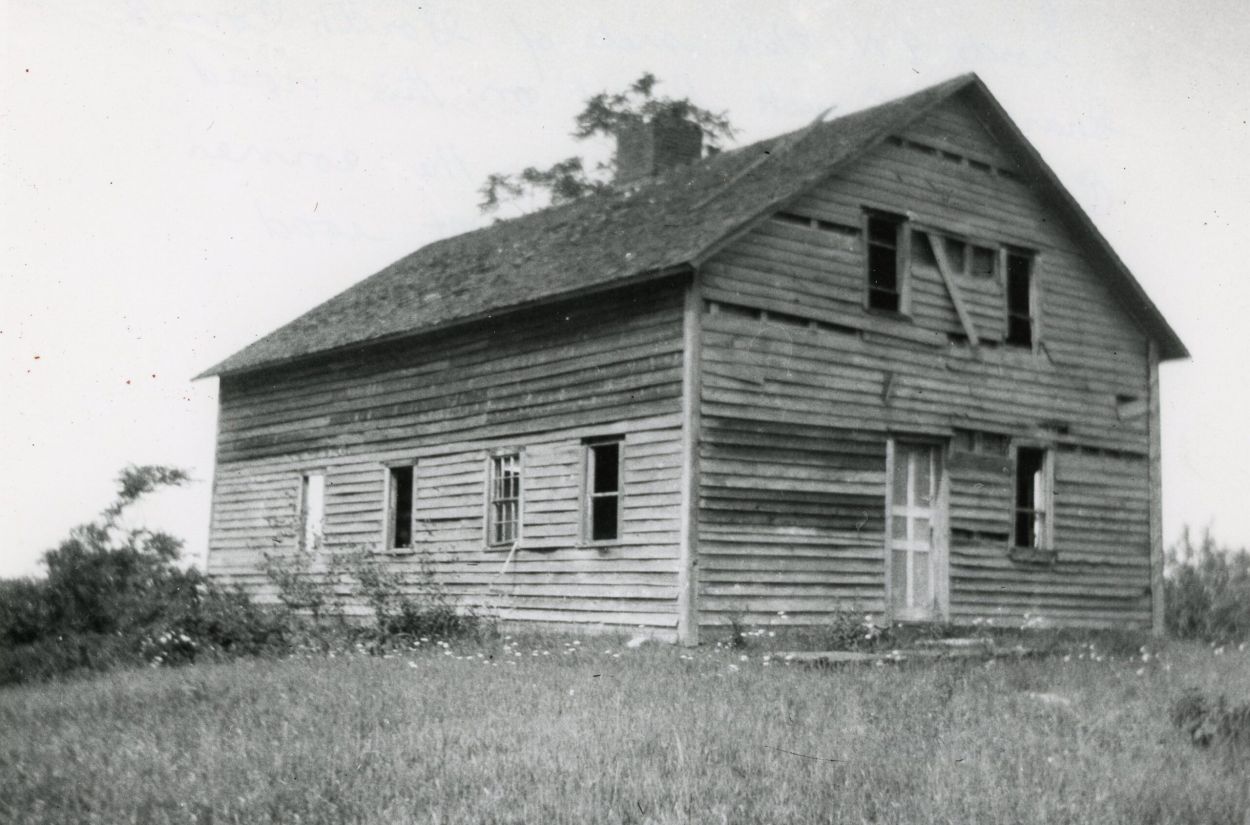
[696,92,1154,629]
[208,280,687,633]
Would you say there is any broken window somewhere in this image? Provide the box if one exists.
[971,245,997,279]
[1013,447,1052,550]
[487,453,522,546]
[299,472,325,552]
[585,439,623,542]
[1006,251,1035,347]
[387,464,416,549]
[866,212,905,312]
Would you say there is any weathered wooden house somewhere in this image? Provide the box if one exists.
[200,74,1186,643]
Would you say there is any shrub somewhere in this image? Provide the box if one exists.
[1170,688,1250,756]
[0,465,299,684]
[1165,528,1250,643]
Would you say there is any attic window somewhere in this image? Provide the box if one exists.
[865,212,906,313]
[1006,251,1036,347]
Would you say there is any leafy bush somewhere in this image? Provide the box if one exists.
[0,465,297,685]
[1165,528,1250,643]
[264,545,485,649]
[1170,688,1250,757]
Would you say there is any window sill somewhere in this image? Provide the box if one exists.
[372,547,417,557]
[1009,545,1057,565]
[863,306,912,323]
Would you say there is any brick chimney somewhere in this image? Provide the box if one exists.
[614,110,703,184]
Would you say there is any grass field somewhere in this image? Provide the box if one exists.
[2,634,1247,824]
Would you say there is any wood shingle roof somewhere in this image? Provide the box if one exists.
[199,73,1185,378]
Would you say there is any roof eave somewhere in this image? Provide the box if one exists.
[194,262,695,380]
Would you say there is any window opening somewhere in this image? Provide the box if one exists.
[388,465,415,549]
[300,472,325,552]
[1014,447,1050,549]
[488,454,521,546]
[1006,251,1034,347]
[586,440,622,542]
[866,213,904,312]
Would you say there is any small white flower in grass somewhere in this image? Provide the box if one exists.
[408,661,418,669]
[739,654,749,662]
[1215,646,1226,656]
[767,631,775,638]
[568,688,575,696]
[727,664,739,672]
[1135,668,1145,676]
[1063,655,1071,663]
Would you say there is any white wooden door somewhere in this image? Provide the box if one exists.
[889,443,944,621]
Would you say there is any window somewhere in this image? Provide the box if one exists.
[1013,447,1052,550]
[487,453,522,546]
[866,212,905,312]
[386,464,416,549]
[970,245,997,279]
[585,439,623,542]
[1006,251,1035,347]
[299,472,325,552]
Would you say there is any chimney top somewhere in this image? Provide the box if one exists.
[614,111,703,185]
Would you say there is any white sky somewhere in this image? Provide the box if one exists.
[2,0,1248,577]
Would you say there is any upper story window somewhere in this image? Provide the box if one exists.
[299,472,325,552]
[487,452,522,547]
[386,464,416,550]
[1006,250,1036,347]
[584,438,623,543]
[865,212,906,313]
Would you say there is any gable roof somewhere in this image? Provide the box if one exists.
[199,73,1186,378]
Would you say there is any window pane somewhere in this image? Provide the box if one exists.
[592,496,619,541]
[592,443,620,494]
[916,451,932,505]
[892,549,909,609]
[868,216,898,245]
[913,551,931,607]
[892,515,908,539]
[971,245,996,278]
[892,452,909,506]
[1014,511,1035,548]
[868,244,898,293]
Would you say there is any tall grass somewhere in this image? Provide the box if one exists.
[2,638,1247,824]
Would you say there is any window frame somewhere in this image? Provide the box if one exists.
[485,450,524,548]
[582,437,625,546]
[297,470,326,553]
[1004,247,1041,351]
[1009,443,1055,560]
[863,209,911,315]
[381,461,418,554]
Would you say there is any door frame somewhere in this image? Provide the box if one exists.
[884,437,951,623]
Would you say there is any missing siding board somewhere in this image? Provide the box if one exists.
[772,211,861,238]
[952,428,1010,456]
[773,211,814,228]
[706,299,859,339]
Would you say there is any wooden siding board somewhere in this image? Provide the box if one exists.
[695,97,1156,630]
[207,282,686,630]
